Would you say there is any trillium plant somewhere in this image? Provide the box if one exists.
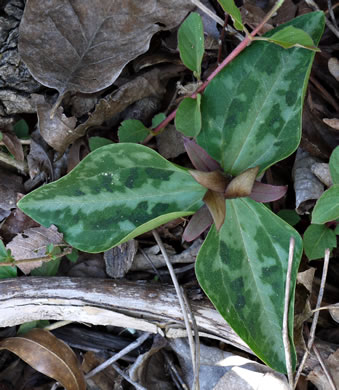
[18,2,325,375]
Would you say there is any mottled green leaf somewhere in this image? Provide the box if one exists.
[217,0,243,31]
[18,144,205,252]
[196,198,303,373]
[312,185,339,224]
[330,146,339,184]
[118,119,149,143]
[196,12,325,176]
[277,209,301,226]
[178,12,204,79]
[303,224,336,260]
[175,95,202,137]
[263,26,319,51]
[89,136,113,151]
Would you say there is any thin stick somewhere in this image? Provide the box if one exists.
[139,247,163,281]
[312,343,337,390]
[162,350,189,390]
[217,14,228,65]
[182,288,200,390]
[45,320,73,331]
[294,249,331,388]
[189,0,243,41]
[0,248,73,267]
[111,363,147,390]
[152,230,197,390]
[305,0,339,39]
[0,139,31,145]
[283,237,295,388]
[327,0,338,29]
[85,332,150,379]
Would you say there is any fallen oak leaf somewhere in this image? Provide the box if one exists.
[0,328,86,390]
[18,0,194,112]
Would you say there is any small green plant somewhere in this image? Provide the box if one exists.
[18,7,325,374]
[303,146,339,260]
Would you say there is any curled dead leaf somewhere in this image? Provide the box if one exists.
[225,167,259,199]
[37,102,77,154]
[0,328,86,390]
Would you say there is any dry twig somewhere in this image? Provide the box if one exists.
[152,229,198,390]
[85,332,150,380]
[312,342,337,390]
[294,249,331,388]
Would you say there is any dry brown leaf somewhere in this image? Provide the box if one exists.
[0,129,24,162]
[46,68,167,151]
[18,0,193,102]
[82,351,119,390]
[26,138,54,182]
[307,348,339,390]
[311,162,332,187]
[38,102,77,154]
[292,148,324,214]
[170,338,289,390]
[6,225,64,274]
[203,190,226,231]
[0,328,86,390]
[129,335,169,389]
[327,303,339,323]
[323,118,339,131]
[156,124,186,159]
[328,57,339,81]
[224,167,259,199]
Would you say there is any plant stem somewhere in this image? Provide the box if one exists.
[152,0,285,136]
[0,247,73,267]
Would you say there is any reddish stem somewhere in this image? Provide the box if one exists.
[151,8,274,136]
